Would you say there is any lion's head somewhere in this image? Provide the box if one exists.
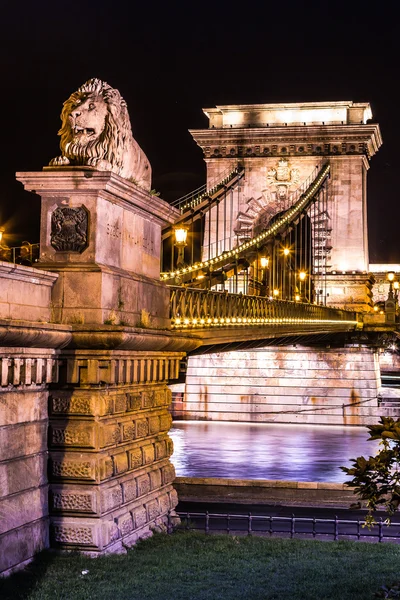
[50,78,151,190]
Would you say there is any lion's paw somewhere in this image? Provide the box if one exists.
[49,156,70,166]
[87,158,113,171]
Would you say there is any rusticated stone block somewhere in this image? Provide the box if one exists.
[118,514,134,536]
[142,444,155,465]
[114,394,128,413]
[122,422,135,441]
[129,448,143,469]
[159,493,170,514]
[136,474,151,496]
[166,437,174,457]
[50,423,95,448]
[154,390,167,407]
[149,469,162,491]
[141,391,154,408]
[148,416,160,435]
[169,488,179,509]
[101,423,121,447]
[133,506,147,528]
[128,394,141,411]
[161,464,176,485]
[51,395,92,415]
[52,491,95,513]
[112,452,128,475]
[155,440,166,460]
[160,413,172,432]
[146,500,160,521]
[52,523,94,546]
[122,479,137,502]
[101,457,114,481]
[101,484,123,513]
[136,419,148,438]
[51,458,96,481]
[107,520,120,545]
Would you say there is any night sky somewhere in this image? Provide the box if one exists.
[1,1,397,262]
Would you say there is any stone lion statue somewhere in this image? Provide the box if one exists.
[49,78,152,190]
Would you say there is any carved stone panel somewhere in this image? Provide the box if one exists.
[50,206,89,253]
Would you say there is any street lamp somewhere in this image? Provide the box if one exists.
[174,225,189,268]
[385,272,397,324]
[0,228,4,244]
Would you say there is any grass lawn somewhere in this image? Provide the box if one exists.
[1,531,400,600]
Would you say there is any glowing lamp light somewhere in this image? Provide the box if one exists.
[394,281,400,290]
[0,228,3,244]
[387,271,395,282]
[273,289,279,297]
[295,294,301,302]
[283,248,290,256]
[260,256,269,268]
[174,225,189,247]
[298,271,307,281]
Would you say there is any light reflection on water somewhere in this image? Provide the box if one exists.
[170,421,380,483]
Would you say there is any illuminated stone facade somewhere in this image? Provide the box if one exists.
[190,101,382,310]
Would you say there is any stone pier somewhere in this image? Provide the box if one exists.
[174,346,381,425]
[48,349,182,552]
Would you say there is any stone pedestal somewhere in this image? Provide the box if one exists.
[48,349,183,553]
[13,169,188,555]
[16,169,179,328]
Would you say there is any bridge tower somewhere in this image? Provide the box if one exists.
[190,101,382,310]
[172,102,385,426]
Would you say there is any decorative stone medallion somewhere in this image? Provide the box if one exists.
[50,206,89,253]
[266,158,300,201]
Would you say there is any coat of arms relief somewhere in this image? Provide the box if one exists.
[266,158,300,203]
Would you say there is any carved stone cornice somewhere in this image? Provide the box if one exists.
[16,169,180,228]
[0,348,60,388]
[69,325,202,352]
[0,320,72,349]
[190,123,382,159]
[0,262,58,286]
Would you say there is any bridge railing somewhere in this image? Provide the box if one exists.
[0,242,40,266]
[169,286,358,328]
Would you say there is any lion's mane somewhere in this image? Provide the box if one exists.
[50,78,151,190]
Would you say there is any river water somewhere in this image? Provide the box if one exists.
[170,421,380,483]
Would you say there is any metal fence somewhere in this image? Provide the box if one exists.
[170,510,400,543]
